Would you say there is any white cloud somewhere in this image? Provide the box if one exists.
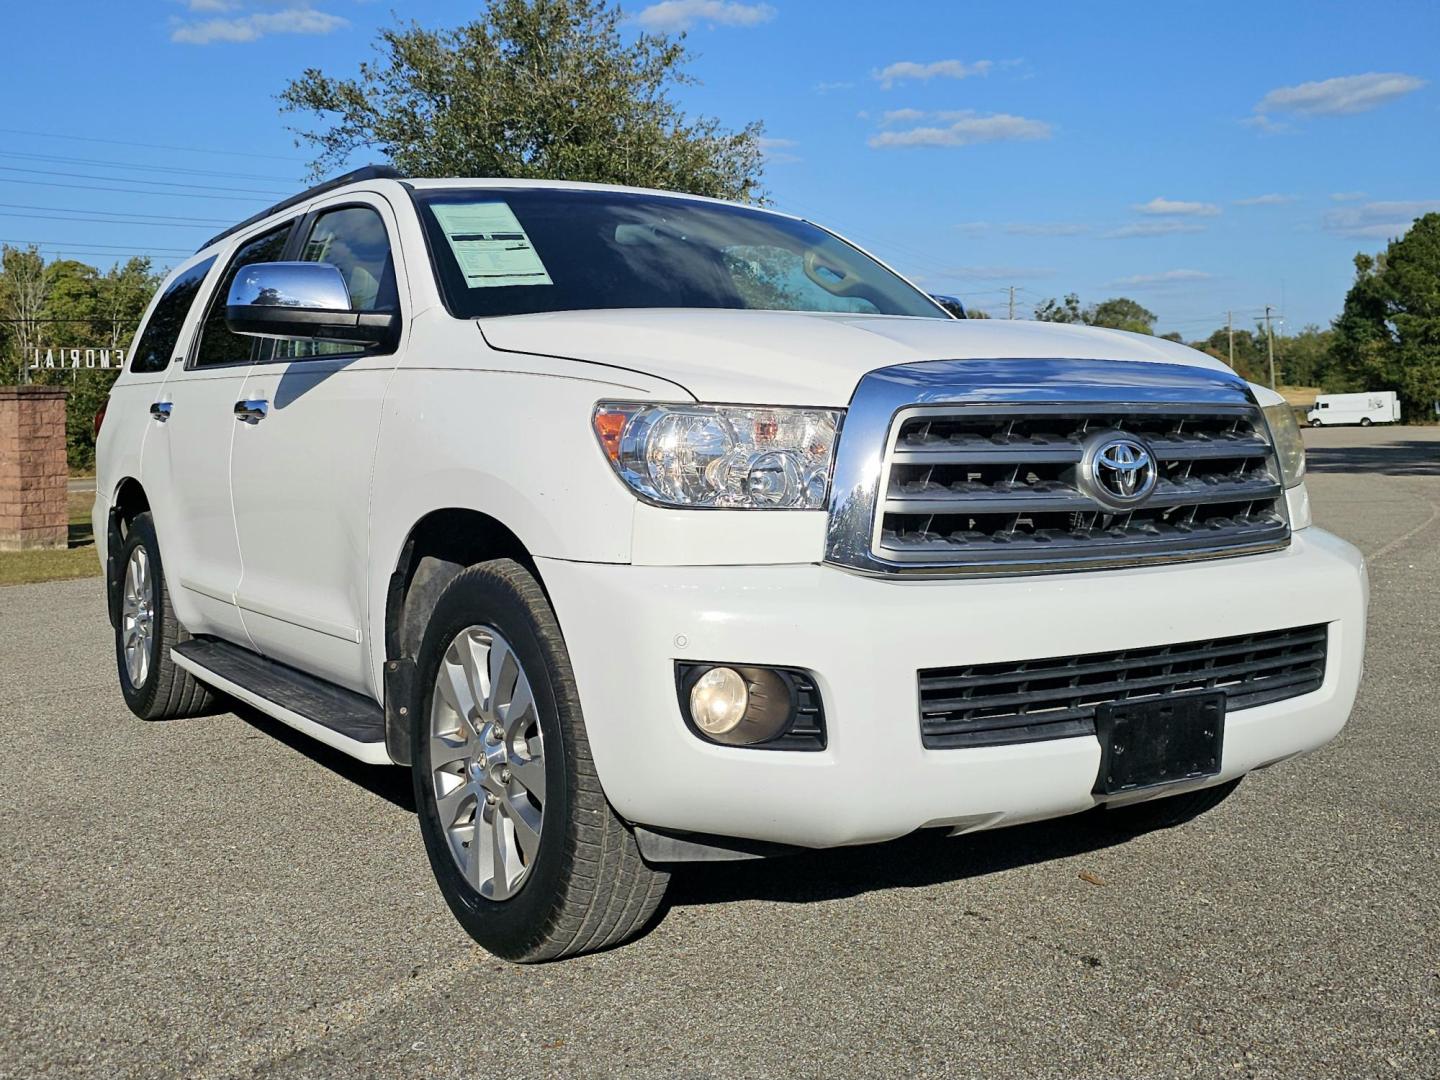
[1135,197,1221,217]
[1240,114,1291,135]
[1330,191,1366,202]
[953,221,991,235]
[634,0,776,31]
[1234,193,1295,207]
[1323,200,1440,239]
[1005,222,1090,236]
[879,108,926,125]
[1101,222,1209,239]
[813,80,854,94]
[182,0,238,11]
[1107,269,1215,288]
[755,136,799,164]
[1255,72,1426,117]
[171,7,348,44]
[874,59,993,89]
[869,111,1052,149]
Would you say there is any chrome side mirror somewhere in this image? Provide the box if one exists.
[225,261,396,346]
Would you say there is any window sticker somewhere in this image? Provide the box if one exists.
[430,201,553,289]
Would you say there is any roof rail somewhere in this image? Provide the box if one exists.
[196,164,406,252]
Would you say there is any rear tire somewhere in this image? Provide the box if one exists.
[411,558,668,962]
[1360,417,1373,427]
[1101,778,1242,834]
[113,512,217,721]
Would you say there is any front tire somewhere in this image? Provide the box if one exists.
[113,512,216,721]
[411,559,668,962]
[1359,417,1373,427]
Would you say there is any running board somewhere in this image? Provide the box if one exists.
[172,638,392,766]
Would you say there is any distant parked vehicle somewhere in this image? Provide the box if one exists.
[1307,391,1400,427]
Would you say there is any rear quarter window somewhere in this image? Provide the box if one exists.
[128,257,216,374]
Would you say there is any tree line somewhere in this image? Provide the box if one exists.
[1024,213,1440,418]
[0,245,160,469]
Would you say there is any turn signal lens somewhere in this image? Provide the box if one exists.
[592,407,632,462]
[689,667,749,735]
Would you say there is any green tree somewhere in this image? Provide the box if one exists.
[0,245,50,383]
[1328,213,1440,416]
[1033,293,1155,334]
[279,0,765,201]
[1,249,160,469]
[1087,297,1155,334]
[1033,293,1083,323]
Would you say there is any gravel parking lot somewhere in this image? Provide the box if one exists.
[2,426,1436,1080]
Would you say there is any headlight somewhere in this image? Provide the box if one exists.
[592,402,842,509]
[1262,402,1306,488]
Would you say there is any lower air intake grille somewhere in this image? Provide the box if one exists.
[919,624,1328,749]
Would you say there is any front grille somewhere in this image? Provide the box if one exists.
[919,624,1328,749]
[876,403,1289,572]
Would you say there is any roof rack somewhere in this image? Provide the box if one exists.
[196,164,406,252]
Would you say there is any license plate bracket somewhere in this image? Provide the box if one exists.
[1093,691,1225,795]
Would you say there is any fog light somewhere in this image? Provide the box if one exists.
[678,663,825,749]
[689,667,748,735]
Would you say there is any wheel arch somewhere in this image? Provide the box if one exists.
[380,507,546,764]
[105,477,151,626]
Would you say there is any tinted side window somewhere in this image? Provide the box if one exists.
[275,206,397,361]
[193,222,293,368]
[128,257,216,374]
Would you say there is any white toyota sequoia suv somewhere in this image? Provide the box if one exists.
[94,166,1368,961]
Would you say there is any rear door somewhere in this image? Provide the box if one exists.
[229,194,407,695]
[143,219,296,647]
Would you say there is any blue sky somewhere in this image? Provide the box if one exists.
[3,0,1436,337]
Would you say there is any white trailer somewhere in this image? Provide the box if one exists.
[1307,391,1401,427]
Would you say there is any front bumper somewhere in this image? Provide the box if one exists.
[538,527,1367,848]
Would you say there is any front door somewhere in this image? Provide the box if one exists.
[229,195,407,696]
[144,220,296,648]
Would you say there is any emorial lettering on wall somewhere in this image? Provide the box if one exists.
[28,347,127,371]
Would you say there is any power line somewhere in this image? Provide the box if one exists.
[0,211,211,229]
[0,201,226,223]
[0,238,192,253]
[0,164,292,197]
[0,176,272,202]
[10,249,180,262]
[0,150,303,184]
[0,126,305,164]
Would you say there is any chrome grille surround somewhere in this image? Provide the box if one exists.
[824,358,1291,577]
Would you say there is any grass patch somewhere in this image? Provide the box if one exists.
[0,494,101,587]
[0,541,101,587]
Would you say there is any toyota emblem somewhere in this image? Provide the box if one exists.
[1081,434,1158,508]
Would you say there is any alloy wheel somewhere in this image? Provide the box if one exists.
[120,546,155,688]
[428,625,546,901]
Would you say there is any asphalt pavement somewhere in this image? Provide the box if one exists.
[2,425,1437,1079]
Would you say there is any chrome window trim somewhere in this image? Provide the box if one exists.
[823,358,1292,578]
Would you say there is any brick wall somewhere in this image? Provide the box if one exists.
[0,386,69,551]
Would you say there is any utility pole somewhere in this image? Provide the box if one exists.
[1227,310,1234,368]
[1008,286,1016,320]
[1264,305,1277,389]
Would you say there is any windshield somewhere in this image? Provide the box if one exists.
[412,187,946,320]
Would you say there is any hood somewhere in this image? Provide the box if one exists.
[478,309,1234,406]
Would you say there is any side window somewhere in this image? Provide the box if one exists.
[276,205,397,360]
[128,257,216,374]
[192,222,294,368]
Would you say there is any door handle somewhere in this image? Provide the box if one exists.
[234,399,269,424]
[149,401,173,423]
